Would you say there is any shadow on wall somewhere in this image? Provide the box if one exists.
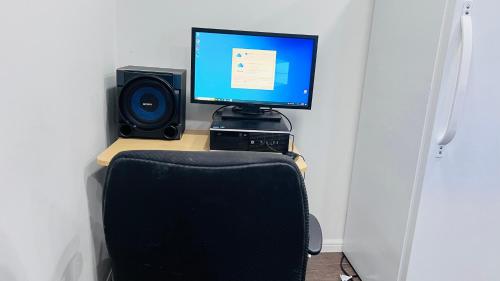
[85,163,111,281]
[0,232,85,281]
[105,82,119,145]
[51,236,84,281]
[78,77,118,281]
[0,232,27,281]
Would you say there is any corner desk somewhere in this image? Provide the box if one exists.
[96,130,307,173]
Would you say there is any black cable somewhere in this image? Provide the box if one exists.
[296,154,306,162]
[270,109,293,132]
[290,134,306,162]
[290,135,306,180]
[212,105,230,120]
[265,142,282,153]
[340,254,360,279]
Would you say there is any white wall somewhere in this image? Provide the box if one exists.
[116,0,373,249]
[0,1,116,280]
[407,0,500,280]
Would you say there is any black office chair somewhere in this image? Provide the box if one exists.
[103,150,322,281]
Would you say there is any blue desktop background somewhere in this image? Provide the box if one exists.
[193,32,315,106]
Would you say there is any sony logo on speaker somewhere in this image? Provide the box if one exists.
[142,102,153,106]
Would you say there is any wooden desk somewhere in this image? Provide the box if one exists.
[97,130,307,173]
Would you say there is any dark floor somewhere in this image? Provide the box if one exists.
[306,252,357,281]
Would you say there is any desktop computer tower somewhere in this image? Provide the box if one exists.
[210,113,291,154]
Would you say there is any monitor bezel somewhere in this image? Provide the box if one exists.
[190,27,318,110]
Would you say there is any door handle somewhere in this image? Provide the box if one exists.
[437,2,473,146]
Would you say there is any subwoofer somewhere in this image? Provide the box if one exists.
[117,66,186,140]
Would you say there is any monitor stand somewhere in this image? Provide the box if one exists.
[220,106,282,121]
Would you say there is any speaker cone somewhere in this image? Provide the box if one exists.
[119,76,175,130]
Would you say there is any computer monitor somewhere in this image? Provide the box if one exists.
[191,28,318,114]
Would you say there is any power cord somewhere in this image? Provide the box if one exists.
[289,134,306,162]
[340,253,360,280]
[212,105,230,120]
[265,142,282,153]
[269,109,293,132]
[266,141,306,179]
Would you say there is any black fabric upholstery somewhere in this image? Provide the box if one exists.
[103,150,310,281]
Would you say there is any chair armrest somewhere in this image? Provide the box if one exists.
[308,214,322,255]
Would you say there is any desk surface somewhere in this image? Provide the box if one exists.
[97,130,307,173]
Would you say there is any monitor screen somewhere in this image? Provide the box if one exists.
[191,28,318,109]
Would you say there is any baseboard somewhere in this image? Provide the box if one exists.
[322,239,343,252]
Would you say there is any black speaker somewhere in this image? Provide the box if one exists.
[117,66,186,140]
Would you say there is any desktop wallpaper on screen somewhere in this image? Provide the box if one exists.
[193,31,316,107]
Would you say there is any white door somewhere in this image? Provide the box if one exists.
[342,0,452,280]
[407,0,500,280]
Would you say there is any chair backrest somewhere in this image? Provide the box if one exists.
[103,150,309,281]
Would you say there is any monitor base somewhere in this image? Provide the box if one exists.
[220,106,282,121]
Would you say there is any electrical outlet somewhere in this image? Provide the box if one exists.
[436,145,445,158]
[464,1,473,15]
